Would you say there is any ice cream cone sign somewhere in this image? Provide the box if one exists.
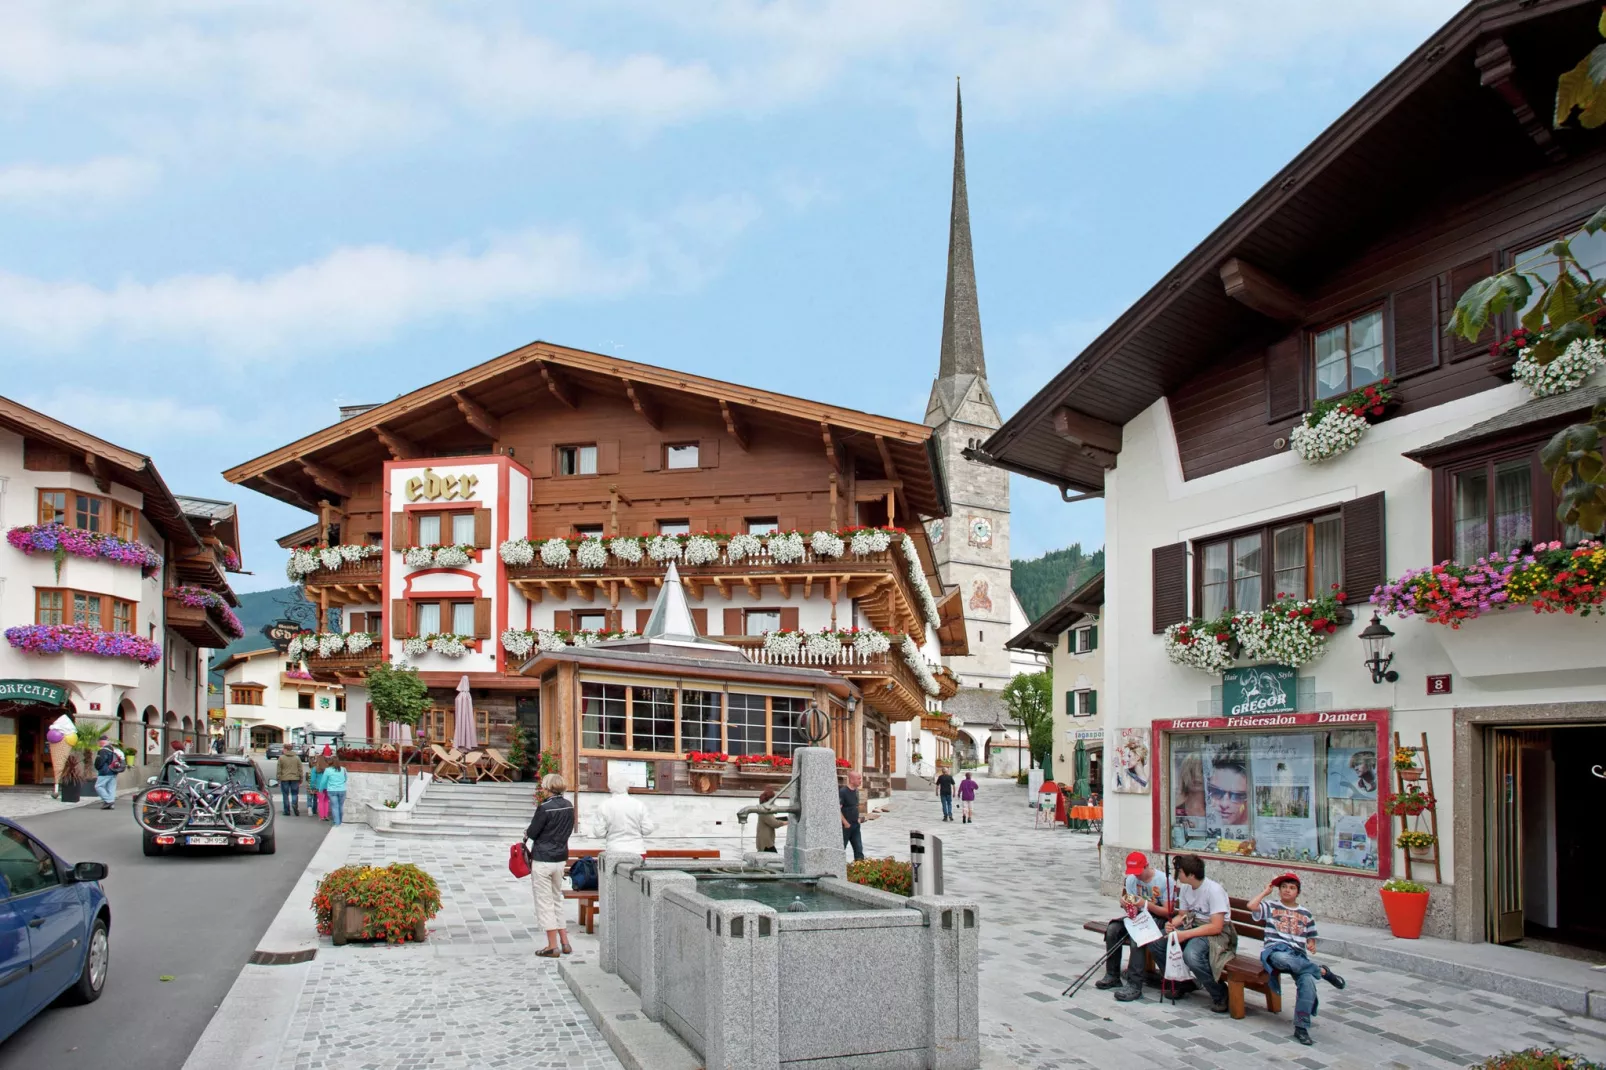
[48,714,76,793]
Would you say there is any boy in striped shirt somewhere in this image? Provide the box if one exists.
[1247,873,1346,1046]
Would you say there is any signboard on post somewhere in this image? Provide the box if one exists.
[262,619,303,653]
[1221,665,1297,717]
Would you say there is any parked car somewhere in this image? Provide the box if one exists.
[133,755,276,856]
[0,818,111,1045]
[264,743,284,760]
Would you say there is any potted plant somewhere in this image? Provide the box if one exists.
[1379,877,1429,939]
[536,748,561,779]
[58,751,84,802]
[686,751,730,794]
[1382,787,1435,817]
[1393,746,1421,781]
[506,725,528,781]
[1397,829,1437,860]
[313,863,441,945]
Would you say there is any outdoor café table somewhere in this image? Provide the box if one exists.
[1069,805,1103,833]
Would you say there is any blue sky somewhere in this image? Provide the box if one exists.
[0,1,1463,595]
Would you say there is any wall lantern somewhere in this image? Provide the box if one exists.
[1359,613,1399,684]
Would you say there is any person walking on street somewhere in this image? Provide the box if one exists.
[526,773,576,958]
[754,788,788,852]
[840,772,865,861]
[309,756,328,820]
[92,736,124,810]
[935,768,955,821]
[958,772,978,823]
[322,759,349,826]
[276,748,304,816]
[591,776,656,854]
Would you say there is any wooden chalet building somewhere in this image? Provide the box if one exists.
[981,0,1606,945]
[224,342,964,802]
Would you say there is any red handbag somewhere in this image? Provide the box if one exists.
[508,841,530,878]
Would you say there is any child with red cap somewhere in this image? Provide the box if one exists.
[1096,851,1175,997]
[1247,872,1346,1046]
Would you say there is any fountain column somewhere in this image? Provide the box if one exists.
[785,746,845,879]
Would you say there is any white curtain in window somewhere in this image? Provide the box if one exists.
[451,602,476,635]
[1233,534,1262,611]
[1201,542,1229,620]
[417,514,442,545]
[1350,311,1385,385]
[1492,460,1532,553]
[1313,516,1343,594]
[1272,526,1305,601]
[416,602,441,635]
[451,513,476,545]
[1454,470,1488,564]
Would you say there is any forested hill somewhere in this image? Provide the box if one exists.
[1011,545,1105,622]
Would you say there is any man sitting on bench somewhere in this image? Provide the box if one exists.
[1101,851,1175,1000]
[1246,872,1346,1047]
[1165,854,1236,1014]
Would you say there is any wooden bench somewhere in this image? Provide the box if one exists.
[561,848,722,934]
[1080,896,1283,1020]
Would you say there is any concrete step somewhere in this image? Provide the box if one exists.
[393,813,527,830]
[411,802,533,816]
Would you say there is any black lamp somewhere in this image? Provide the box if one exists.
[1359,613,1399,683]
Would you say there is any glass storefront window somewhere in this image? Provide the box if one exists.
[1163,721,1381,873]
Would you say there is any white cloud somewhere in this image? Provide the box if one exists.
[19,389,226,445]
[0,156,158,206]
[0,195,759,356]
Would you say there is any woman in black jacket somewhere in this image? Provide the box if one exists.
[525,773,575,957]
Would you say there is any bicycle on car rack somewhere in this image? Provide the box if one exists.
[133,756,273,837]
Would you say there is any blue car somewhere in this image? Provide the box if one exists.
[0,817,111,1046]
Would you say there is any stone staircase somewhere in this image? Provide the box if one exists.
[386,780,535,838]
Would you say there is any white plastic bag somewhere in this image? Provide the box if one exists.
[1163,932,1192,982]
[1123,910,1162,947]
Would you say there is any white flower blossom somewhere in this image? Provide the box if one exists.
[1162,622,1236,674]
[539,538,572,567]
[810,530,845,558]
[318,547,343,571]
[499,538,535,566]
[501,630,536,658]
[1513,337,1606,398]
[610,537,644,563]
[901,535,942,628]
[286,635,305,660]
[647,535,682,562]
[402,636,429,658]
[682,535,720,566]
[536,630,569,652]
[762,630,803,659]
[287,549,319,580]
[851,630,892,658]
[314,633,343,658]
[403,547,436,568]
[430,635,468,658]
[850,528,892,555]
[434,545,472,568]
[570,630,603,647]
[803,630,843,661]
[345,632,374,654]
[1289,408,1369,463]
[767,531,805,564]
[576,537,608,569]
[900,634,941,696]
[726,532,762,562]
[337,543,370,563]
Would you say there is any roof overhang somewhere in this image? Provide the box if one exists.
[1403,386,1604,465]
[1005,572,1103,652]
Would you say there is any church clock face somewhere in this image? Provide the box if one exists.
[968,515,993,548]
[929,519,944,545]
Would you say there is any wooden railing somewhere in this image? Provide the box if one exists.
[722,635,933,722]
[304,646,383,676]
[299,553,383,587]
[506,543,895,577]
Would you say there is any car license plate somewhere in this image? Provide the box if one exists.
[186,834,229,846]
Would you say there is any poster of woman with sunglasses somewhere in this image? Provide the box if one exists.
[1169,738,1252,848]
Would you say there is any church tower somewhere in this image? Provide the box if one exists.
[925,83,1015,695]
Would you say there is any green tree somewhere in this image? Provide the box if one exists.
[367,662,431,794]
[1002,669,1054,769]
[1011,544,1106,621]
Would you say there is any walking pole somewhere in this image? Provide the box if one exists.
[1062,940,1126,999]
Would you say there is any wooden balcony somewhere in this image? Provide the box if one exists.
[723,635,932,723]
[172,545,226,589]
[921,713,959,740]
[164,596,233,650]
[303,646,383,682]
[507,542,927,637]
[299,551,384,607]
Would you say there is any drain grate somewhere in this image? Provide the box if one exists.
[247,949,317,966]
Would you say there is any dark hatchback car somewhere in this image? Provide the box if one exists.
[137,755,276,856]
[264,743,284,760]
[0,818,111,1045]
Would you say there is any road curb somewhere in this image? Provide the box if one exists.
[180,824,357,1069]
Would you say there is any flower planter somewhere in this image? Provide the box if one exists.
[1436,609,1606,680]
[1379,888,1429,939]
[1408,845,1435,862]
[59,778,82,803]
[1398,768,1422,782]
[687,765,728,794]
[330,897,428,946]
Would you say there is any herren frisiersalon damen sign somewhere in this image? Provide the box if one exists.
[404,468,480,503]
[1221,664,1298,717]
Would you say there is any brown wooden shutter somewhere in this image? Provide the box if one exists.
[1264,333,1305,423]
[528,445,553,479]
[597,440,620,475]
[723,608,742,635]
[779,606,799,631]
[1340,491,1387,606]
[391,512,408,547]
[699,438,720,468]
[473,508,492,548]
[438,600,450,633]
[553,610,573,632]
[1446,255,1497,362]
[1390,278,1439,379]
[690,607,708,635]
[642,443,662,472]
[391,600,408,638]
[636,608,652,632]
[349,612,368,633]
[1151,542,1189,634]
[473,598,491,639]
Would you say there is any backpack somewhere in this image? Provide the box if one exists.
[569,856,599,891]
[110,749,127,774]
[508,842,530,879]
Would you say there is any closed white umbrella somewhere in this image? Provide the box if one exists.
[452,675,478,751]
[386,720,413,745]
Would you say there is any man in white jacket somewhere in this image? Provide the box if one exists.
[590,777,657,854]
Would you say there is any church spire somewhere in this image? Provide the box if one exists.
[938,78,985,380]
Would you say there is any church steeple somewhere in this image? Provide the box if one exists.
[938,79,985,382]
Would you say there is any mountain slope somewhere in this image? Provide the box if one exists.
[1011,544,1105,623]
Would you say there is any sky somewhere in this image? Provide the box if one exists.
[0,0,1467,596]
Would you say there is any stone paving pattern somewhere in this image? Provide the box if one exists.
[0,784,133,820]
[268,779,1606,1069]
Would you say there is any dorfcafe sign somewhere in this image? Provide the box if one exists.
[405,467,480,503]
[0,680,68,706]
[1221,664,1298,717]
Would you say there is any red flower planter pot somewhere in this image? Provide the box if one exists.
[1380,888,1428,939]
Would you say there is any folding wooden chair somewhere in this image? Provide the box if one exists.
[430,743,464,782]
[461,749,486,782]
[482,748,515,783]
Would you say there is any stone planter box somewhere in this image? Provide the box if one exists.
[330,897,427,945]
[1435,609,1606,679]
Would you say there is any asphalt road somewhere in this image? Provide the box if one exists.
[0,769,330,1069]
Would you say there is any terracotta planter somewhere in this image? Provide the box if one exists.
[1379,888,1428,939]
[1397,768,1422,781]
[1407,845,1436,862]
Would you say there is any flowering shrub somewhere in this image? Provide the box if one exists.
[847,526,895,555]
[726,532,762,561]
[610,536,644,563]
[647,534,682,562]
[1288,378,1395,463]
[900,633,941,696]
[429,635,469,658]
[1396,830,1436,850]
[401,636,429,657]
[287,632,376,659]
[501,628,637,657]
[686,751,729,765]
[1513,336,1606,397]
[222,547,242,571]
[810,530,845,558]
[1382,788,1435,816]
[762,630,804,658]
[1392,747,1418,770]
[286,542,382,580]
[768,531,806,563]
[312,863,441,944]
[1470,1048,1605,1070]
[499,538,536,566]
[1372,540,1606,626]
[5,624,163,665]
[846,857,913,897]
[1164,589,1346,673]
[576,536,608,569]
[900,535,942,628]
[734,754,794,769]
[538,538,572,567]
[166,586,246,639]
[803,630,844,660]
[851,629,892,657]
[501,629,536,659]
[1162,619,1238,674]
[336,745,424,763]
[400,545,475,569]
[285,667,313,680]
[402,547,434,568]
[8,523,162,578]
[683,535,720,566]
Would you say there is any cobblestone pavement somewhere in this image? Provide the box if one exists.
[269,779,1606,1070]
[0,784,133,819]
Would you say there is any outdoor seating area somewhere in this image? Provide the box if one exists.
[1034,780,1103,833]
[428,742,515,783]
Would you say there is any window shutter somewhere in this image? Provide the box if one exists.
[1390,278,1438,379]
[699,437,720,468]
[392,512,408,547]
[779,606,800,631]
[642,443,662,472]
[1151,542,1189,634]
[723,608,742,635]
[1089,624,1098,651]
[1067,632,1075,654]
[1087,690,1098,716]
[552,610,573,632]
[1339,491,1386,606]
[350,612,367,634]
[690,608,708,635]
[597,440,620,475]
[636,608,652,632]
[1447,255,1497,361]
[528,446,553,479]
[473,508,492,549]
[391,600,408,639]
[1065,691,1075,717]
[1264,333,1305,423]
[473,598,491,639]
